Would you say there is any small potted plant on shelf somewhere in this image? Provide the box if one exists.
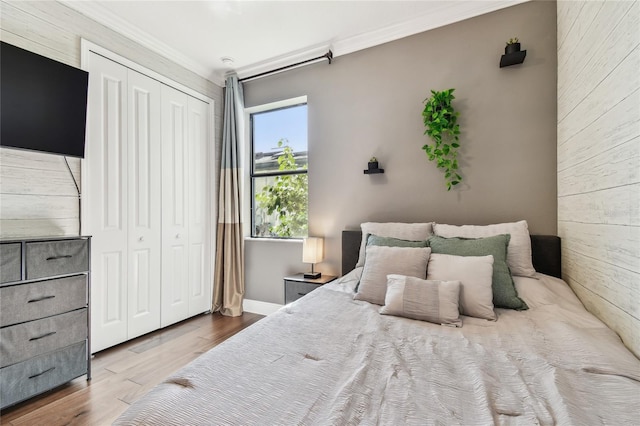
[368,157,379,171]
[505,37,521,54]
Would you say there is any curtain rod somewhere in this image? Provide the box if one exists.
[239,50,333,83]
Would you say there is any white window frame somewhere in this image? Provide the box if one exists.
[243,96,308,240]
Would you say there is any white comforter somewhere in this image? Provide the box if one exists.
[116,271,640,425]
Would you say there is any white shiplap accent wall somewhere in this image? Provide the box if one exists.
[557,1,640,357]
[0,150,81,236]
[0,0,223,239]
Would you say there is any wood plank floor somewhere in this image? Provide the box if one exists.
[0,312,264,425]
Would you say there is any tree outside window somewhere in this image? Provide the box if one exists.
[251,103,308,238]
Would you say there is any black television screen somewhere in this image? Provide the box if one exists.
[1,42,88,158]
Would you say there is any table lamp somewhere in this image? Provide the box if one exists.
[303,237,324,279]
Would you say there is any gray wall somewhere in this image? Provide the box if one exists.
[243,1,558,304]
[557,1,639,357]
[0,0,223,238]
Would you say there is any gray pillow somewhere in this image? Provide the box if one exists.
[356,222,434,268]
[356,234,429,282]
[354,245,431,305]
[427,253,495,320]
[355,236,430,292]
[428,234,528,310]
[380,275,462,327]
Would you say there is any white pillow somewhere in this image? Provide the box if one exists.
[433,220,535,277]
[427,253,496,321]
[354,246,431,305]
[356,222,434,268]
[380,275,462,327]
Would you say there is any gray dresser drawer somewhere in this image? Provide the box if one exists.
[0,341,87,409]
[0,275,87,327]
[25,239,89,280]
[1,243,22,284]
[1,309,87,368]
[285,280,321,304]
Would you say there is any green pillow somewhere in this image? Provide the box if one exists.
[367,235,429,248]
[428,234,528,310]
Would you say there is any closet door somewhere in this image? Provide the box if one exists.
[85,54,129,353]
[161,85,190,327]
[84,44,213,351]
[127,70,162,339]
[187,97,211,316]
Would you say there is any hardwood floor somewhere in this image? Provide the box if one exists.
[0,312,264,425]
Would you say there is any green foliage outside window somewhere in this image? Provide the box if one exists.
[255,139,308,238]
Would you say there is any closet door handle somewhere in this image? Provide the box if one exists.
[175,233,180,239]
[27,295,55,303]
[46,255,72,261]
[28,367,55,379]
[29,331,57,341]
[138,236,144,242]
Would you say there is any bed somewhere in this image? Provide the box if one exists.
[116,224,640,425]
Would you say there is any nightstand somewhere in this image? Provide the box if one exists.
[284,273,337,304]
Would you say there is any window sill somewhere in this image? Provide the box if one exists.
[244,237,303,244]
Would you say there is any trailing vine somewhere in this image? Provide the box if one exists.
[421,88,461,191]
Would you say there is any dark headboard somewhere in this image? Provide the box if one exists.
[342,230,561,279]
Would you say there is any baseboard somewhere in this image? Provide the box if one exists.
[243,299,283,316]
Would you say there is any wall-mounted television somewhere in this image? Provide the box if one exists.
[1,41,89,158]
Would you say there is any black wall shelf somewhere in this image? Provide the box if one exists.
[364,169,384,174]
[500,50,527,67]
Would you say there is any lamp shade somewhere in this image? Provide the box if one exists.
[302,237,324,264]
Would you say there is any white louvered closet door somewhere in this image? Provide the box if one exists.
[85,54,129,352]
[127,70,162,339]
[161,85,190,327]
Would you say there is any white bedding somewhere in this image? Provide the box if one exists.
[116,270,640,425]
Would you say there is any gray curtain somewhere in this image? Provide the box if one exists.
[213,74,245,316]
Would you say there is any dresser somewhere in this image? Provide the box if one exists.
[0,236,91,410]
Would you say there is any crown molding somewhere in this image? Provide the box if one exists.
[331,0,529,58]
[232,0,526,83]
[60,0,526,88]
[59,0,225,86]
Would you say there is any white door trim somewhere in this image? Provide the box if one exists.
[80,39,214,104]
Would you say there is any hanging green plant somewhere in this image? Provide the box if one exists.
[421,88,462,191]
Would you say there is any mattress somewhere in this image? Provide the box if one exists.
[115,270,640,425]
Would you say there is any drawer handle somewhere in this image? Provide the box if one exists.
[29,331,57,341]
[27,295,56,303]
[28,366,55,380]
[46,255,73,261]
[297,292,308,296]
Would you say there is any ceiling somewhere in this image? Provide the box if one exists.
[63,0,526,85]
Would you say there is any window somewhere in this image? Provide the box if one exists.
[250,103,308,238]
